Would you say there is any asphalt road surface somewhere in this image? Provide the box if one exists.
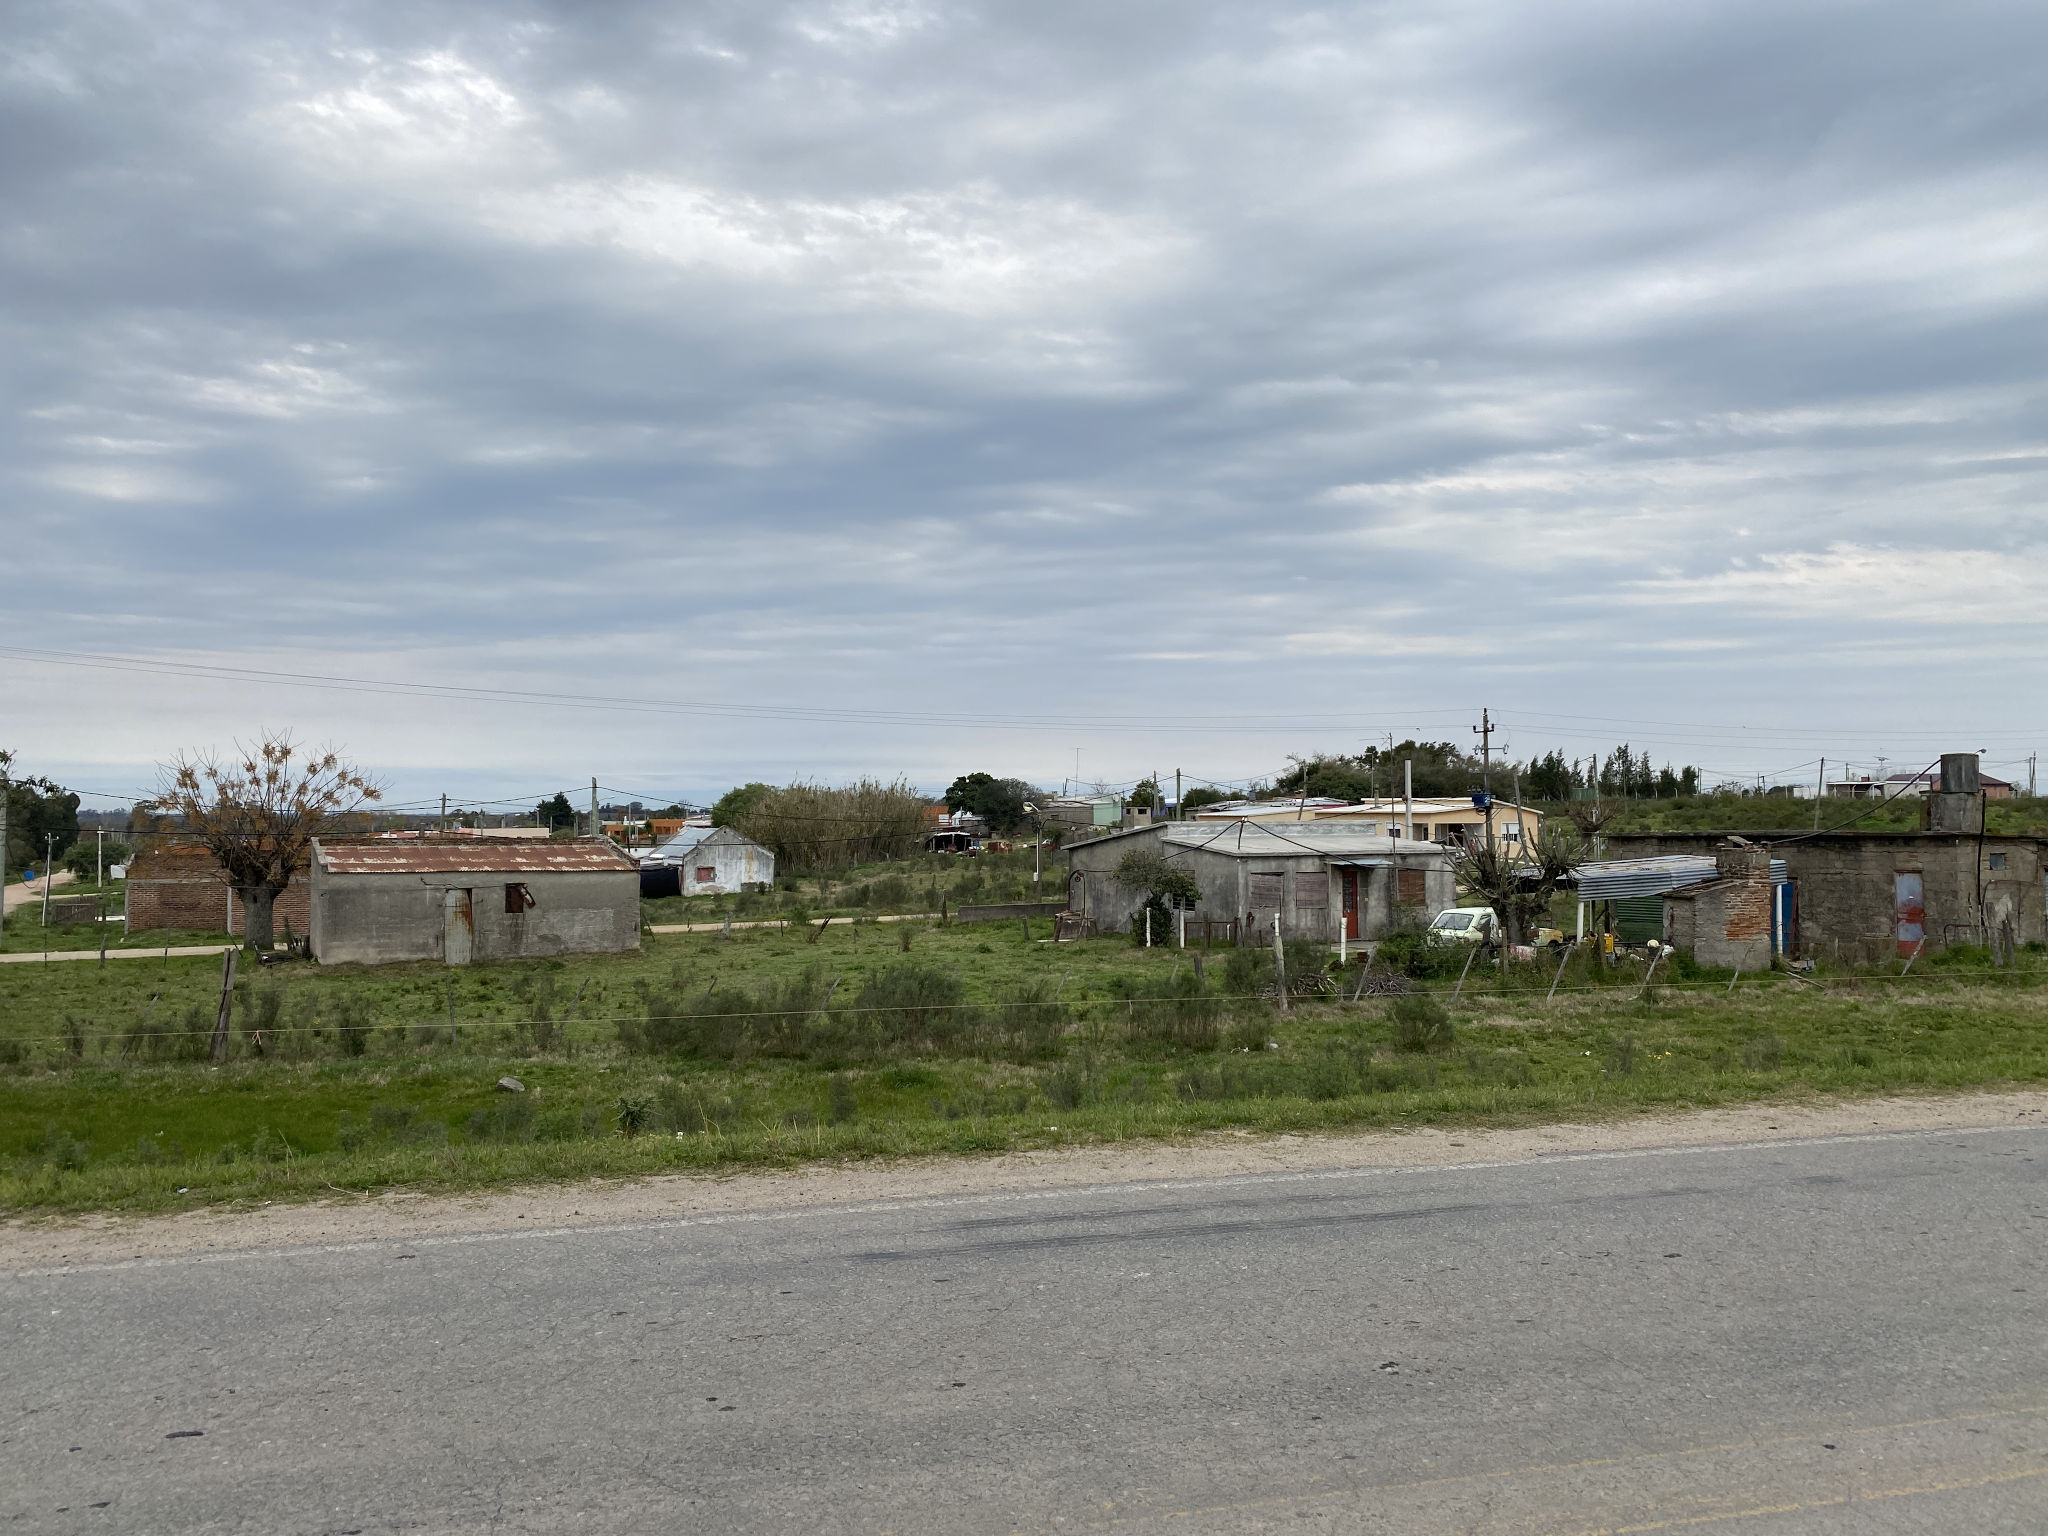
[8,1125,2045,1534]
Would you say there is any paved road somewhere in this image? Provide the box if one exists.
[7,1127,2044,1534]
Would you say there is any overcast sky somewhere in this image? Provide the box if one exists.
[6,0,2046,811]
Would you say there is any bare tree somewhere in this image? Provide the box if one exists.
[153,733,381,951]
[1451,824,1585,946]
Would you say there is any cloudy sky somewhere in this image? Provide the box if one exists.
[6,0,2046,810]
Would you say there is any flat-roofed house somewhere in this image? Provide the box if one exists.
[309,837,639,966]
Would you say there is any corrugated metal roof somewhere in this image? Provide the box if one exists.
[1160,822,1445,860]
[314,838,634,875]
[1575,856,1787,901]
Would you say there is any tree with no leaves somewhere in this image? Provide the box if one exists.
[1451,823,1585,947]
[153,733,382,951]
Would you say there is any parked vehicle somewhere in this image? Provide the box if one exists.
[1428,906,1501,945]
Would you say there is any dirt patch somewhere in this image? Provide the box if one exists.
[5,1088,2043,1271]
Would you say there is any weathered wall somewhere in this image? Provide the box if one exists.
[1605,832,2045,963]
[1663,879,1773,971]
[311,869,641,965]
[956,900,1068,924]
[669,833,774,896]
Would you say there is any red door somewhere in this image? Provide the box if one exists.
[1341,868,1360,940]
[1894,872,1924,957]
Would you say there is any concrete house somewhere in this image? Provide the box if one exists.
[1063,820,1457,944]
[1605,754,2044,964]
[308,837,640,966]
[643,825,774,896]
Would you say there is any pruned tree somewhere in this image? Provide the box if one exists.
[1450,823,1584,946]
[153,733,382,951]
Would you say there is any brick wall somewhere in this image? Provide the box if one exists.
[124,844,312,936]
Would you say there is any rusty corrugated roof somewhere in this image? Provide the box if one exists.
[313,837,634,875]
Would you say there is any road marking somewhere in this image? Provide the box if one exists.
[1024,1401,2048,1533]
[5,1119,2041,1278]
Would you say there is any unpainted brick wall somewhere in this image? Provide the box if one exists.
[126,878,312,936]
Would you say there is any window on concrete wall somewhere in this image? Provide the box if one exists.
[696,866,716,883]
[1989,852,2008,870]
[1293,872,1327,907]
[1397,869,1427,906]
[504,882,534,914]
[1249,872,1283,909]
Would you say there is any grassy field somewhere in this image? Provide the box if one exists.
[1,877,233,956]
[1593,791,2048,836]
[4,882,2045,1215]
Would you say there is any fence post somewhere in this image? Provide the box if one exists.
[1272,915,1288,1013]
[1450,941,1479,1003]
[1546,944,1571,1003]
[209,947,238,1063]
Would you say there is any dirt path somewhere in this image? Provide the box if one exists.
[5,1088,2042,1270]
[2,870,74,913]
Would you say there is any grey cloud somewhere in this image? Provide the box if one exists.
[6,0,2047,798]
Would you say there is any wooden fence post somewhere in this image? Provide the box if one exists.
[209,947,238,1063]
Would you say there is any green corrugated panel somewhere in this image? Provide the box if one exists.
[1614,896,1664,944]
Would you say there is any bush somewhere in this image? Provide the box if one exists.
[1110,968,1222,1050]
[1390,994,1454,1053]
[981,979,1070,1060]
[1375,929,1469,981]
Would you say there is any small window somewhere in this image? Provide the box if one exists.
[504,882,534,914]
[1989,852,2008,870]
[695,866,716,883]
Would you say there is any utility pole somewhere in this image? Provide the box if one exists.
[2031,754,2038,797]
[440,792,448,834]
[1473,708,1496,851]
[0,761,8,943]
[1175,769,1182,822]
[1814,757,1826,829]
[42,833,55,930]
[96,826,104,888]
[1403,759,1414,841]
[590,778,600,839]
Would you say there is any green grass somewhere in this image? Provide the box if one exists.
[4,906,2046,1215]
[1,878,234,955]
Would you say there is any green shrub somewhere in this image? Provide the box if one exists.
[1110,968,1222,1050]
[1376,929,1468,980]
[1390,994,1454,1053]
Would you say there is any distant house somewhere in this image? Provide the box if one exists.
[1041,795,1123,833]
[1063,820,1456,944]
[642,825,774,896]
[1193,796,1543,848]
[308,837,639,966]
[1829,770,2016,801]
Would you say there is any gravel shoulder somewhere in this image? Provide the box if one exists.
[5,1087,2043,1271]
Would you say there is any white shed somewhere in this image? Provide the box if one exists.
[646,825,775,895]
